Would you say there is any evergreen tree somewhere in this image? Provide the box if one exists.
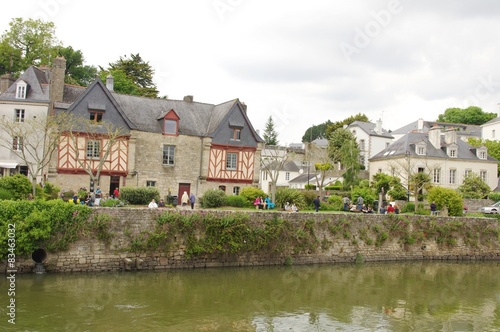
[263,116,279,145]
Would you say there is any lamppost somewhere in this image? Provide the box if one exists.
[407,190,410,202]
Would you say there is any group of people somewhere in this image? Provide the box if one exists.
[284,202,299,212]
[149,191,196,209]
[253,196,274,210]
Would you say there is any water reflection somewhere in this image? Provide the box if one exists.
[1,261,500,331]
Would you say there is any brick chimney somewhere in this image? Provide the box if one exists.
[50,56,66,103]
[183,95,193,102]
[0,73,15,93]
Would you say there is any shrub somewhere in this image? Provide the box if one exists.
[304,184,316,190]
[488,192,500,202]
[0,174,32,200]
[225,195,248,208]
[301,190,319,207]
[275,188,306,210]
[43,182,60,200]
[427,186,464,217]
[327,195,344,211]
[401,202,415,213]
[120,187,160,205]
[100,199,126,207]
[200,189,226,208]
[239,187,266,205]
[0,188,14,200]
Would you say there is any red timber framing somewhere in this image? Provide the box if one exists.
[206,144,256,183]
[57,133,129,176]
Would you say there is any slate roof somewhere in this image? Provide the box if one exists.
[482,116,500,126]
[288,173,317,183]
[349,121,393,138]
[262,161,300,172]
[112,93,239,137]
[391,120,481,138]
[370,131,497,162]
[0,66,85,103]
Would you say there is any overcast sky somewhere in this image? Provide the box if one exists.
[3,0,500,144]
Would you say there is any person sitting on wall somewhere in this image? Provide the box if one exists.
[158,199,165,207]
[387,204,395,214]
[254,197,261,210]
[284,202,291,212]
[291,203,299,213]
[148,199,158,208]
[264,196,275,209]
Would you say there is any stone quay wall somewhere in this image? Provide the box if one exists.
[3,208,500,274]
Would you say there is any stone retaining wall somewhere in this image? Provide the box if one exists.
[3,208,500,274]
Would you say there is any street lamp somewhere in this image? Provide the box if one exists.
[407,190,410,202]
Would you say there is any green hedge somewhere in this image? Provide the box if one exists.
[120,187,160,205]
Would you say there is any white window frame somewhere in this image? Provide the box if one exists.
[15,109,25,123]
[449,169,456,184]
[433,168,441,183]
[226,152,237,170]
[16,82,27,99]
[13,136,23,151]
[162,145,175,165]
[480,170,487,182]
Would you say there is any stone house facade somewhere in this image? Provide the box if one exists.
[50,76,264,201]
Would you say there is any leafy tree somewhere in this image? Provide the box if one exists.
[302,121,332,143]
[327,128,361,189]
[0,18,59,71]
[427,186,464,217]
[325,113,369,137]
[457,173,491,199]
[0,39,22,75]
[437,106,496,125]
[468,137,500,176]
[103,53,159,98]
[239,186,266,206]
[263,116,279,145]
[99,69,139,95]
[0,174,32,200]
[57,46,97,86]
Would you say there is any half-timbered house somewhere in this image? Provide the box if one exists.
[50,77,264,202]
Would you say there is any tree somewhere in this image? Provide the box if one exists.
[327,128,361,189]
[457,173,491,199]
[302,121,332,143]
[0,112,72,196]
[103,53,159,98]
[0,18,59,71]
[263,116,279,145]
[437,106,496,125]
[325,113,369,137]
[0,39,22,75]
[310,142,338,198]
[260,145,292,203]
[57,46,97,86]
[427,186,464,217]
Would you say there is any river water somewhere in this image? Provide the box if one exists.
[1,261,500,331]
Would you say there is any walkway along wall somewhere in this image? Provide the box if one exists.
[3,208,500,273]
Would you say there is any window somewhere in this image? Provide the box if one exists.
[285,172,290,181]
[164,119,177,135]
[417,147,425,155]
[226,152,237,170]
[89,111,103,123]
[433,168,441,183]
[359,139,365,151]
[12,137,23,151]
[162,145,175,165]
[86,140,100,159]
[449,148,457,158]
[493,130,496,139]
[262,172,268,180]
[480,170,487,182]
[219,185,226,192]
[15,109,25,123]
[233,186,240,195]
[464,169,472,178]
[146,181,156,187]
[449,169,456,184]
[386,142,390,148]
[480,151,487,159]
[16,82,27,99]
[232,128,241,140]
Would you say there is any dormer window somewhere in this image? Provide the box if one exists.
[447,143,458,158]
[16,81,27,99]
[477,146,488,160]
[161,109,180,136]
[232,128,241,141]
[416,142,426,156]
[89,111,103,123]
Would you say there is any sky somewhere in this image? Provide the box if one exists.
[3,0,500,145]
